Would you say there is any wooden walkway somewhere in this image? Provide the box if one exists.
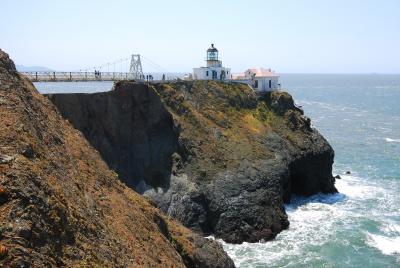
[20,71,140,82]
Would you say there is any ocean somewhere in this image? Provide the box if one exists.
[35,74,400,267]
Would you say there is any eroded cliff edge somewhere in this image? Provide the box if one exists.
[0,50,235,267]
[48,80,337,244]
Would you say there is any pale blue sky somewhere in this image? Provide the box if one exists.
[1,0,400,73]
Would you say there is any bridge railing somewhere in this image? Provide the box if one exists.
[20,71,138,82]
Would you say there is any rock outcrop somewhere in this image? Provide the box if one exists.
[0,49,234,267]
[48,80,337,244]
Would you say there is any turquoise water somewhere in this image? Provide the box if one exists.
[35,75,400,267]
[220,74,400,267]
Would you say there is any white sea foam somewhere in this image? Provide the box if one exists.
[335,174,381,199]
[366,221,400,257]
[216,190,348,267]
[366,233,400,256]
[385,138,400,143]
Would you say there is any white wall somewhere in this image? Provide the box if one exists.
[193,67,231,80]
[254,77,280,91]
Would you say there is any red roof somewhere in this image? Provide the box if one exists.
[247,68,279,77]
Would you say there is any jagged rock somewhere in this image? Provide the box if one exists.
[0,50,16,73]
[48,80,337,244]
[0,155,15,164]
[14,220,32,240]
[192,237,235,268]
[20,144,38,159]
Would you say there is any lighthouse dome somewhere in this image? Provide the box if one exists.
[207,44,218,52]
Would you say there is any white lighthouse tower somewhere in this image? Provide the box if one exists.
[193,44,231,80]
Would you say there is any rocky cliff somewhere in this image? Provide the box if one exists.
[0,50,235,267]
[48,80,337,244]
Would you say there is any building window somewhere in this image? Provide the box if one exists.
[227,71,229,74]
[212,70,217,79]
[269,80,272,88]
[254,80,258,88]
[206,71,209,76]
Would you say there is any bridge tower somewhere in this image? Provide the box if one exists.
[129,54,144,80]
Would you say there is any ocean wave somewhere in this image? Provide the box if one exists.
[216,190,348,267]
[385,138,400,143]
[287,191,346,210]
[335,174,382,199]
[380,222,400,235]
[366,232,400,256]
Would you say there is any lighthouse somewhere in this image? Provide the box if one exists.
[193,44,231,80]
[206,44,220,67]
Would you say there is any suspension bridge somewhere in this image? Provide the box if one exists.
[20,54,178,82]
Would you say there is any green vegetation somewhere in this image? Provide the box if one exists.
[151,80,311,181]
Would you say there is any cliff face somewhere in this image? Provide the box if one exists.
[47,83,179,191]
[0,50,234,267]
[48,80,337,244]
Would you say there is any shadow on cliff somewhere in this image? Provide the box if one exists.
[48,82,178,192]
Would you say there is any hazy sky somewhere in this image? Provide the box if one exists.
[1,0,400,73]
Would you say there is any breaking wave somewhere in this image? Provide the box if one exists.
[366,233,400,256]
[219,173,400,267]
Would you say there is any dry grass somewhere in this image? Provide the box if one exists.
[0,69,207,267]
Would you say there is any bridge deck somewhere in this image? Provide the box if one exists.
[21,71,140,82]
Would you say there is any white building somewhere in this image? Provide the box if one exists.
[193,44,231,80]
[232,68,280,91]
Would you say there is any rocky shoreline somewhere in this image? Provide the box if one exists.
[48,80,337,244]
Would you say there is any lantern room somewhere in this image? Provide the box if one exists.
[206,44,222,68]
[207,44,219,61]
